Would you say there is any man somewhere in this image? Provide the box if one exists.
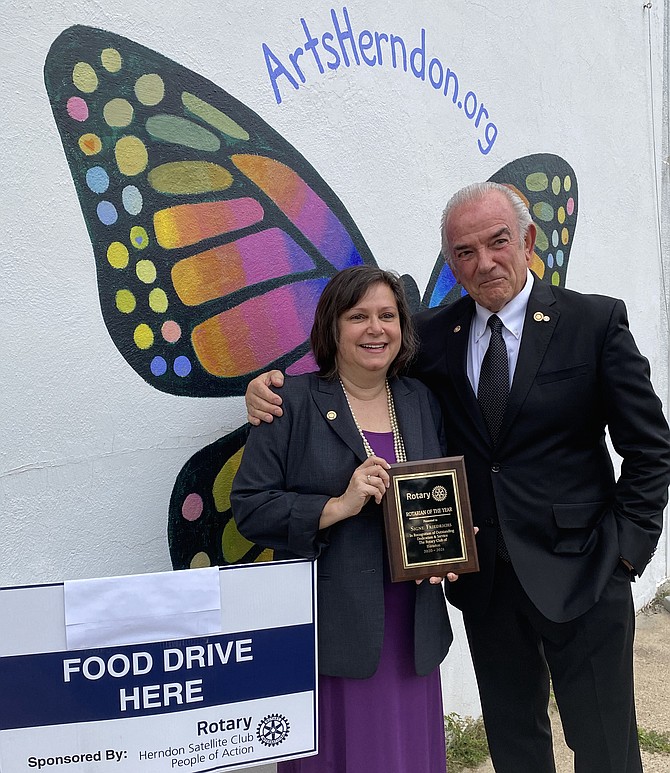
[245,183,670,772]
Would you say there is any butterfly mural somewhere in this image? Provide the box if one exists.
[44,25,578,571]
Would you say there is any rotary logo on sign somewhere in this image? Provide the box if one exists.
[256,714,291,747]
[431,485,448,502]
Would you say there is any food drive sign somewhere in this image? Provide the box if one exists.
[60,637,254,712]
[0,561,317,772]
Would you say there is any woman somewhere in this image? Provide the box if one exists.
[231,266,452,772]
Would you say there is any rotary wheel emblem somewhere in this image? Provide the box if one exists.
[432,485,448,502]
[257,713,291,747]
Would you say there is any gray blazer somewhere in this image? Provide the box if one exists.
[231,373,453,678]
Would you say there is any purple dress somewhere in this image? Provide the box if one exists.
[279,431,446,773]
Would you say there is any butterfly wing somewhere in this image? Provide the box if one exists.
[45,29,580,568]
[489,153,578,288]
[168,425,274,569]
[421,153,578,308]
[44,25,375,397]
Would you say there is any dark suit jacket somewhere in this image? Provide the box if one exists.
[231,373,453,678]
[414,280,670,623]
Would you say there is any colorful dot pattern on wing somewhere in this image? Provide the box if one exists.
[45,26,372,398]
[520,169,576,287]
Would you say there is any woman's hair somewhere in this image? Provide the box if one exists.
[310,265,418,379]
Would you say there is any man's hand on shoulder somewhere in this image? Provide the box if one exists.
[246,370,285,426]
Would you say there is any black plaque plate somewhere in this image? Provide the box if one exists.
[382,456,479,582]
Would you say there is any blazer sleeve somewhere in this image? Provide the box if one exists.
[602,300,670,573]
[230,386,331,559]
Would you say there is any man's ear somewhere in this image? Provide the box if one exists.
[524,222,537,263]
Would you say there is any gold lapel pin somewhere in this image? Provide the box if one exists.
[533,312,543,322]
[453,325,462,333]
[326,410,337,420]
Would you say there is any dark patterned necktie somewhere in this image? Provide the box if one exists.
[477,314,509,443]
[477,314,511,561]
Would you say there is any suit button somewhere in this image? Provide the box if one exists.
[491,463,500,473]
[485,518,495,527]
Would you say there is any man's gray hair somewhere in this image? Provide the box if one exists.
[440,182,533,266]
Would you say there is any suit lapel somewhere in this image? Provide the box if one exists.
[445,300,491,444]
[311,377,424,464]
[310,377,369,463]
[390,378,421,461]
[497,282,559,445]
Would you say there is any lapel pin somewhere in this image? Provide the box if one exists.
[533,312,543,322]
[326,410,337,420]
[453,325,461,333]
[543,315,550,322]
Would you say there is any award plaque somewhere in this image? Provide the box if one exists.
[382,456,479,582]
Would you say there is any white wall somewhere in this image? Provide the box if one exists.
[1,1,668,729]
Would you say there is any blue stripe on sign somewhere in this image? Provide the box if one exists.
[0,625,315,730]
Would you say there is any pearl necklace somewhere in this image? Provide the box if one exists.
[339,378,407,463]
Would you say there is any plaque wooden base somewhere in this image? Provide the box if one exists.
[382,456,479,582]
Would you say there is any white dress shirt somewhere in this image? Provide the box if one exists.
[467,269,535,394]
